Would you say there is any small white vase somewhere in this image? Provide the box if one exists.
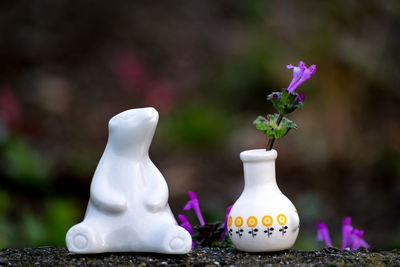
[228,149,299,252]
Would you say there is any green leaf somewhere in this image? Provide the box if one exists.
[255,114,296,139]
[281,116,297,129]
[294,101,304,110]
[253,116,268,132]
[267,90,304,115]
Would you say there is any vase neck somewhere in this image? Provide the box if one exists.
[240,149,278,189]
[243,160,277,188]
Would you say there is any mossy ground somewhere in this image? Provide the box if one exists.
[0,247,399,266]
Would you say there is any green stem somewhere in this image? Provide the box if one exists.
[266,137,275,151]
[266,113,284,151]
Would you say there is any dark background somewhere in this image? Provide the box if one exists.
[0,0,399,250]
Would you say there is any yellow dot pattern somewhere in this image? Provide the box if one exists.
[228,216,232,227]
[277,214,287,225]
[229,214,288,229]
[262,215,273,227]
[246,216,258,228]
[234,216,243,227]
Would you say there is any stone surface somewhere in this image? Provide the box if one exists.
[1,247,399,266]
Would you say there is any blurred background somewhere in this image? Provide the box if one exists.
[0,0,399,250]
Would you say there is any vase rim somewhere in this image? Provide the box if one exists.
[240,149,278,162]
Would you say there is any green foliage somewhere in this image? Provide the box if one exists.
[161,104,230,149]
[0,217,13,248]
[267,90,303,115]
[193,222,224,247]
[44,199,80,246]
[1,138,49,183]
[293,234,320,250]
[253,114,297,139]
[192,221,233,248]
[220,235,234,248]
[212,36,281,110]
[19,198,80,248]
[0,191,12,248]
[21,213,47,247]
[239,0,271,23]
[0,191,9,214]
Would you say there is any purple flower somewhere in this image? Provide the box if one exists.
[317,217,369,250]
[272,93,279,100]
[178,214,194,235]
[221,205,232,241]
[286,61,316,93]
[342,217,369,250]
[316,222,332,247]
[349,229,370,250]
[183,191,205,226]
[341,216,353,249]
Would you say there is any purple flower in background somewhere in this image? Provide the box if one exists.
[286,61,316,93]
[349,229,370,250]
[317,216,369,250]
[183,191,205,226]
[316,222,332,248]
[221,205,232,241]
[178,214,194,235]
[342,217,369,250]
[342,216,353,249]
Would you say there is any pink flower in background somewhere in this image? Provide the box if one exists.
[112,52,148,93]
[316,222,332,248]
[221,205,232,241]
[183,191,205,226]
[286,61,316,93]
[112,50,175,112]
[145,81,174,113]
[0,85,22,129]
